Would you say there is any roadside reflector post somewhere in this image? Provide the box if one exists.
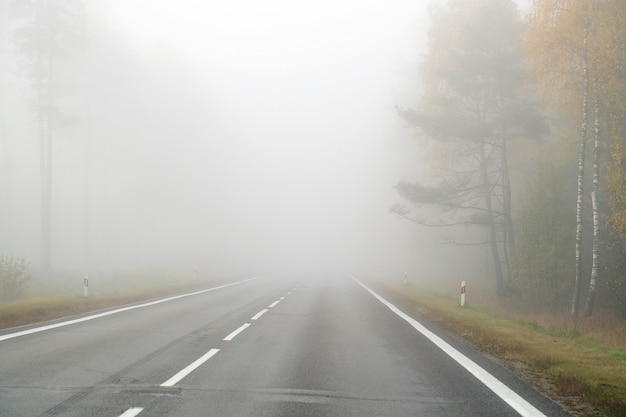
[460,281,466,307]
[403,272,408,286]
[83,274,89,297]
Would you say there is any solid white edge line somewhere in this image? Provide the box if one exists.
[223,323,251,341]
[349,275,547,417]
[0,275,271,343]
[268,300,280,308]
[119,407,144,417]
[251,309,269,320]
[161,348,220,387]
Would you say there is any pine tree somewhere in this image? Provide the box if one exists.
[394,0,546,294]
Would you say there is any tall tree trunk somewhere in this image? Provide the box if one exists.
[36,1,51,274]
[83,116,91,274]
[501,122,514,282]
[480,138,505,294]
[585,97,601,317]
[43,71,52,275]
[572,16,590,323]
[0,48,7,224]
[41,0,53,275]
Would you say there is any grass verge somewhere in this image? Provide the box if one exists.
[372,279,626,417]
[0,278,227,330]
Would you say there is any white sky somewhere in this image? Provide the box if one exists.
[107,0,429,122]
[107,0,429,158]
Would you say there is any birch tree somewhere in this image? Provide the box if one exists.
[527,0,625,319]
[528,0,588,321]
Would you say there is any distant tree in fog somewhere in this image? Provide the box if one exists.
[393,0,547,295]
[11,0,86,274]
[0,2,9,210]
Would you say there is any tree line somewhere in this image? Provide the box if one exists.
[0,0,223,280]
[393,0,626,322]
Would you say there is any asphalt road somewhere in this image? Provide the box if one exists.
[0,273,570,417]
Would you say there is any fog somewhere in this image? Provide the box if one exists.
[0,0,492,287]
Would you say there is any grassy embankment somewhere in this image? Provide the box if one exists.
[0,271,233,330]
[372,278,626,417]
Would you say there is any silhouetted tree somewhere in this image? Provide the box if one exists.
[394,0,547,295]
[11,0,86,274]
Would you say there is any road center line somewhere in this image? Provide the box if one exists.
[251,309,268,320]
[161,348,220,387]
[0,275,271,343]
[119,407,144,417]
[223,323,251,341]
[268,300,280,308]
[349,275,547,417]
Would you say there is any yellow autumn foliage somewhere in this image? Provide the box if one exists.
[528,0,626,310]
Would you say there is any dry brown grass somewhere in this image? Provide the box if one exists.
[431,276,626,350]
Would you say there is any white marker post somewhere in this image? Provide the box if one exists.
[83,274,89,297]
[403,272,408,286]
[460,281,466,307]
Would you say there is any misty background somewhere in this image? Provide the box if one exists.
[0,0,542,295]
[1,0,484,285]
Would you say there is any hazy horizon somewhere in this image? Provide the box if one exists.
[0,0,502,288]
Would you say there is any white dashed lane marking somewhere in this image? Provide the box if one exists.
[161,348,220,387]
[223,323,251,341]
[119,407,143,417]
[121,282,295,413]
[252,309,268,320]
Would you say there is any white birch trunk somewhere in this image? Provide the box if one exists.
[571,16,590,322]
[584,98,600,317]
